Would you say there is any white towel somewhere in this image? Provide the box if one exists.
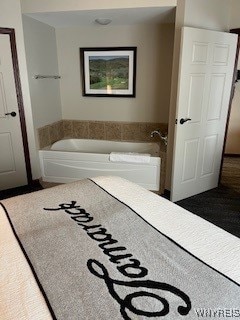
[109,152,151,163]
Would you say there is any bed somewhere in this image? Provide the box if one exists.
[0,176,239,319]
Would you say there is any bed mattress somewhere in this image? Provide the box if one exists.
[0,176,239,319]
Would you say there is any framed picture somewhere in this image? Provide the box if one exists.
[80,47,137,97]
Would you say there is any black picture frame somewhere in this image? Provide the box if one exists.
[80,47,137,97]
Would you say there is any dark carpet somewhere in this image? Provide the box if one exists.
[176,184,240,238]
[176,157,240,238]
[0,183,43,201]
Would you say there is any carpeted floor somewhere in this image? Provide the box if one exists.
[176,184,240,238]
[0,183,43,200]
[176,156,240,238]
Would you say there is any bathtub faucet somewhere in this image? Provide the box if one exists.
[150,130,168,146]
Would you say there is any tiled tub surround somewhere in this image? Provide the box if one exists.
[38,120,64,149]
[37,120,167,193]
[38,120,168,147]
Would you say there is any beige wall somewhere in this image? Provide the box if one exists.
[56,23,174,123]
[230,0,240,29]
[22,15,62,129]
[21,0,177,13]
[166,0,232,190]
[0,0,40,179]
[184,0,231,32]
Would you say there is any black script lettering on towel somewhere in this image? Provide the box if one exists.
[44,201,191,318]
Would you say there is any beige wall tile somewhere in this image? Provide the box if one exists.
[89,121,105,140]
[158,123,168,134]
[105,122,121,141]
[58,120,64,135]
[121,123,141,141]
[63,120,73,137]
[139,123,168,151]
[73,121,89,138]
[139,123,160,142]
[49,121,63,144]
[38,126,50,149]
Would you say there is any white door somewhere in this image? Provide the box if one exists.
[0,34,27,190]
[171,27,237,202]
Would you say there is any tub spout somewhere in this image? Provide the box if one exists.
[150,130,168,146]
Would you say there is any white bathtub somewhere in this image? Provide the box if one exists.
[39,139,161,190]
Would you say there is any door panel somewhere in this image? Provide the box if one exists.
[207,75,225,120]
[201,135,217,176]
[182,138,199,182]
[171,27,237,202]
[213,44,229,65]
[0,34,27,190]
[187,75,205,122]
[192,42,208,64]
[0,132,15,173]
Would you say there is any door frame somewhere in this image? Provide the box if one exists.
[219,28,240,183]
[0,27,32,185]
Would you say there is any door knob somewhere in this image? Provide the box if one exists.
[180,118,191,124]
[5,111,17,117]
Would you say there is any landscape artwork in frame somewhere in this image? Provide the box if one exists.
[80,47,137,97]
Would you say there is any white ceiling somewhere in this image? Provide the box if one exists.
[24,7,176,28]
